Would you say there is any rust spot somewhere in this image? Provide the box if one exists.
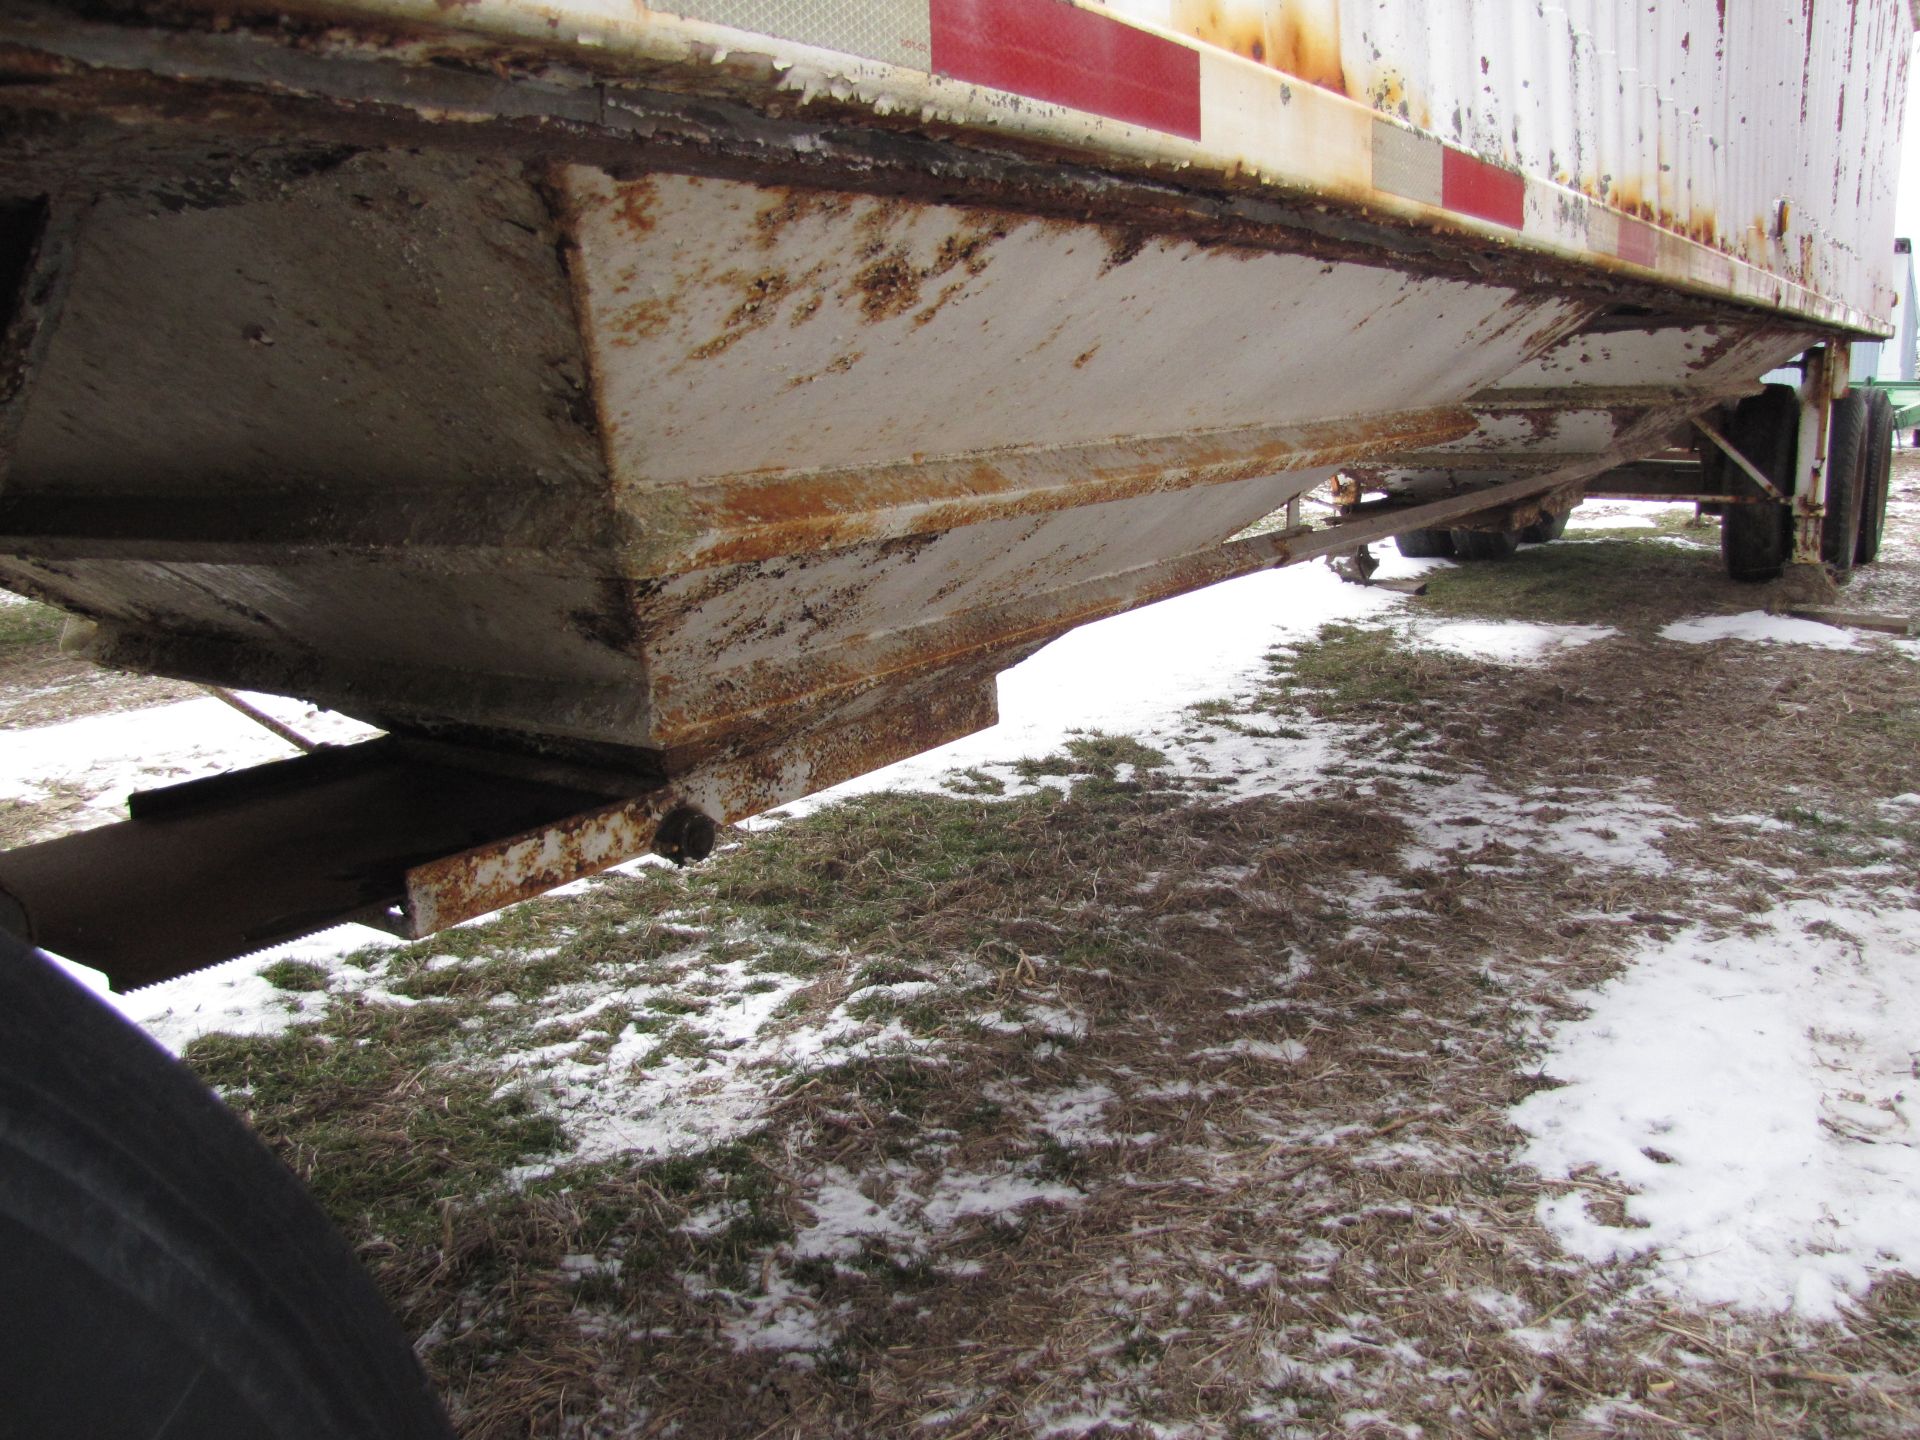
[724,270,794,328]
[1272,5,1345,92]
[850,248,921,322]
[784,351,865,389]
[788,293,824,327]
[929,225,1005,279]
[688,268,798,360]
[1099,226,1150,274]
[851,199,914,262]
[752,187,852,249]
[610,297,674,347]
[912,280,968,328]
[611,177,659,237]
[1168,0,1342,91]
[1072,345,1100,369]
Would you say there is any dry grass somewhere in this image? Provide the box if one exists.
[32,485,1920,1437]
[0,594,194,731]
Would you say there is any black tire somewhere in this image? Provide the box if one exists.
[1820,392,1868,576]
[1718,385,1800,582]
[1521,510,1569,544]
[1857,389,1894,565]
[1393,528,1455,558]
[1450,528,1521,560]
[0,935,454,1440]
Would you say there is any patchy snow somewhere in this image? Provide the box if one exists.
[14,520,1920,1347]
[1407,620,1616,665]
[1398,773,1681,875]
[1566,499,1696,532]
[1514,900,1920,1321]
[70,925,407,1055]
[790,560,1410,811]
[1661,611,1862,649]
[0,690,378,820]
[1195,1038,1308,1065]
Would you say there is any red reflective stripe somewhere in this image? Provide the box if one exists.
[1440,148,1525,230]
[930,0,1202,141]
[1615,217,1658,267]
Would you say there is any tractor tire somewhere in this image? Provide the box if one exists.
[1393,528,1455,558]
[1857,389,1894,565]
[1719,385,1799,582]
[1521,511,1569,544]
[1820,392,1868,577]
[1449,528,1521,561]
[0,935,454,1440]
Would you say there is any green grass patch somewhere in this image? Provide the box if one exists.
[184,1000,564,1243]
[1419,537,1735,627]
[0,598,64,656]
[257,959,329,992]
[945,767,1006,796]
[1013,733,1166,782]
[1268,623,1458,717]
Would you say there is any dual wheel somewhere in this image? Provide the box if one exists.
[1715,383,1894,582]
[1393,508,1567,562]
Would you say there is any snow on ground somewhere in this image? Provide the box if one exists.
[1515,900,1920,1321]
[1565,499,1696,531]
[0,689,377,818]
[789,557,1412,812]
[12,522,1920,1325]
[1661,611,1862,649]
[1406,620,1615,664]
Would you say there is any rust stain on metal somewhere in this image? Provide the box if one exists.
[842,218,1007,325]
[1072,344,1100,369]
[664,408,1477,570]
[752,187,853,249]
[783,350,864,388]
[1170,0,1344,93]
[609,296,673,346]
[611,176,659,237]
[1098,226,1151,274]
[404,791,677,935]
[850,247,922,322]
[688,267,800,359]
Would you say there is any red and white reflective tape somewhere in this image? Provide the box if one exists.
[1368,119,1526,232]
[663,0,1846,314]
[929,0,1201,141]
[1588,207,1661,268]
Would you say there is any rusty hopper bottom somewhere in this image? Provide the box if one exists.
[0,29,1835,979]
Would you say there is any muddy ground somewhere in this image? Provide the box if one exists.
[5,461,1920,1438]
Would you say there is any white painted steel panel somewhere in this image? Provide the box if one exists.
[1104,0,1910,325]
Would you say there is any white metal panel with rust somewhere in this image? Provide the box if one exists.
[0,0,1908,858]
[131,0,1911,330]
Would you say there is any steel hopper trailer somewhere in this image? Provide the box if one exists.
[0,0,1910,1431]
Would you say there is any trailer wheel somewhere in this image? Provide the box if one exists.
[0,936,454,1440]
[1449,528,1521,560]
[1719,385,1799,582]
[1393,528,1455,558]
[1857,389,1894,565]
[1820,392,1868,576]
[1521,511,1568,544]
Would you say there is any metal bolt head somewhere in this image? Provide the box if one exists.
[653,806,718,866]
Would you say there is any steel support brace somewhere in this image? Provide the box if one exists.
[1691,417,1785,502]
[1792,343,1851,566]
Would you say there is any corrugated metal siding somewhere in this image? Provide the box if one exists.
[1102,0,1909,323]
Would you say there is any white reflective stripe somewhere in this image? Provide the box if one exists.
[672,0,929,68]
[1369,119,1444,209]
